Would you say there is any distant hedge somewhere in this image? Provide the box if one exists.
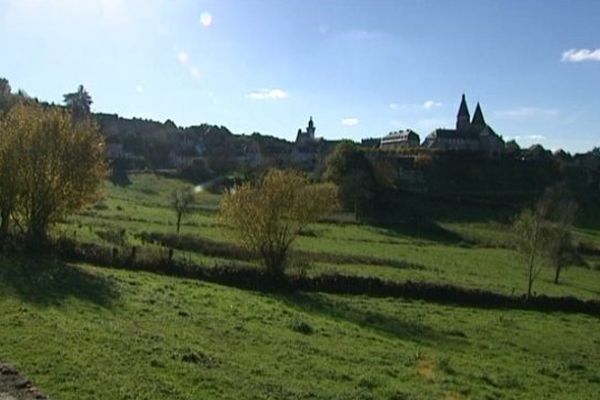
[54,239,600,317]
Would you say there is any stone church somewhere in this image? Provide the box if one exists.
[292,116,323,164]
[422,94,505,156]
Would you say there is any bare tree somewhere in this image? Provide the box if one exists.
[545,196,578,284]
[172,187,195,234]
[513,207,549,299]
[513,185,578,297]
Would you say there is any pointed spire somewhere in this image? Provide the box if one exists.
[457,94,470,118]
[456,94,471,131]
[472,102,486,127]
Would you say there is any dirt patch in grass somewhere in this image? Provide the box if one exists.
[416,358,436,381]
[0,363,48,400]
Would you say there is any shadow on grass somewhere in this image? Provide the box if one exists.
[374,218,472,246]
[276,292,467,346]
[0,255,119,307]
[110,166,132,187]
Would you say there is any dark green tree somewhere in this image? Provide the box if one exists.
[325,141,377,219]
[63,85,93,121]
[0,78,12,112]
[0,78,10,96]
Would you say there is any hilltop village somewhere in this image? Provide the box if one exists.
[1,79,597,205]
[96,93,599,189]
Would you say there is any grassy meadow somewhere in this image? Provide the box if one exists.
[1,173,599,399]
[1,259,599,399]
[59,173,600,300]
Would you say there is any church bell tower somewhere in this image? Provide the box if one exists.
[307,116,316,140]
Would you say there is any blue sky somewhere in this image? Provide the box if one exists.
[1,0,599,152]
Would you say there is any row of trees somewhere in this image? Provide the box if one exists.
[0,101,106,247]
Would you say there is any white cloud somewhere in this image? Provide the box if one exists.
[342,117,359,126]
[505,135,547,146]
[246,88,288,100]
[389,103,400,109]
[495,107,559,119]
[135,84,144,93]
[561,48,600,63]
[526,135,546,141]
[177,51,189,65]
[423,100,442,110]
[200,12,212,28]
[505,134,546,141]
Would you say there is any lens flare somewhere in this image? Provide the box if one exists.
[200,12,212,27]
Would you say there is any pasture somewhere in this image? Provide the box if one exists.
[1,173,598,399]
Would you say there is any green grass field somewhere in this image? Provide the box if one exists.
[1,173,599,399]
[1,259,598,399]
[59,174,600,300]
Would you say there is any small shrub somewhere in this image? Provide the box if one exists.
[289,319,314,334]
[174,348,218,368]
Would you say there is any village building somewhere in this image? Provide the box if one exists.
[422,95,505,156]
[523,144,552,161]
[380,129,421,149]
[572,151,600,171]
[505,139,521,155]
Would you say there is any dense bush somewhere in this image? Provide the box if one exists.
[219,169,339,274]
[0,103,107,247]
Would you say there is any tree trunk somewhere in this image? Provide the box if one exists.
[0,208,10,247]
[527,255,535,300]
[263,248,287,277]
[176,212,182,234]
[26,224,49,252]
[554,264,562,284]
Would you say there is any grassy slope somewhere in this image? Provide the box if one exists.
[61,174,600,300]
[1,259,599,400]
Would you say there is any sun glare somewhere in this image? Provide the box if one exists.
[200,12,213,27]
